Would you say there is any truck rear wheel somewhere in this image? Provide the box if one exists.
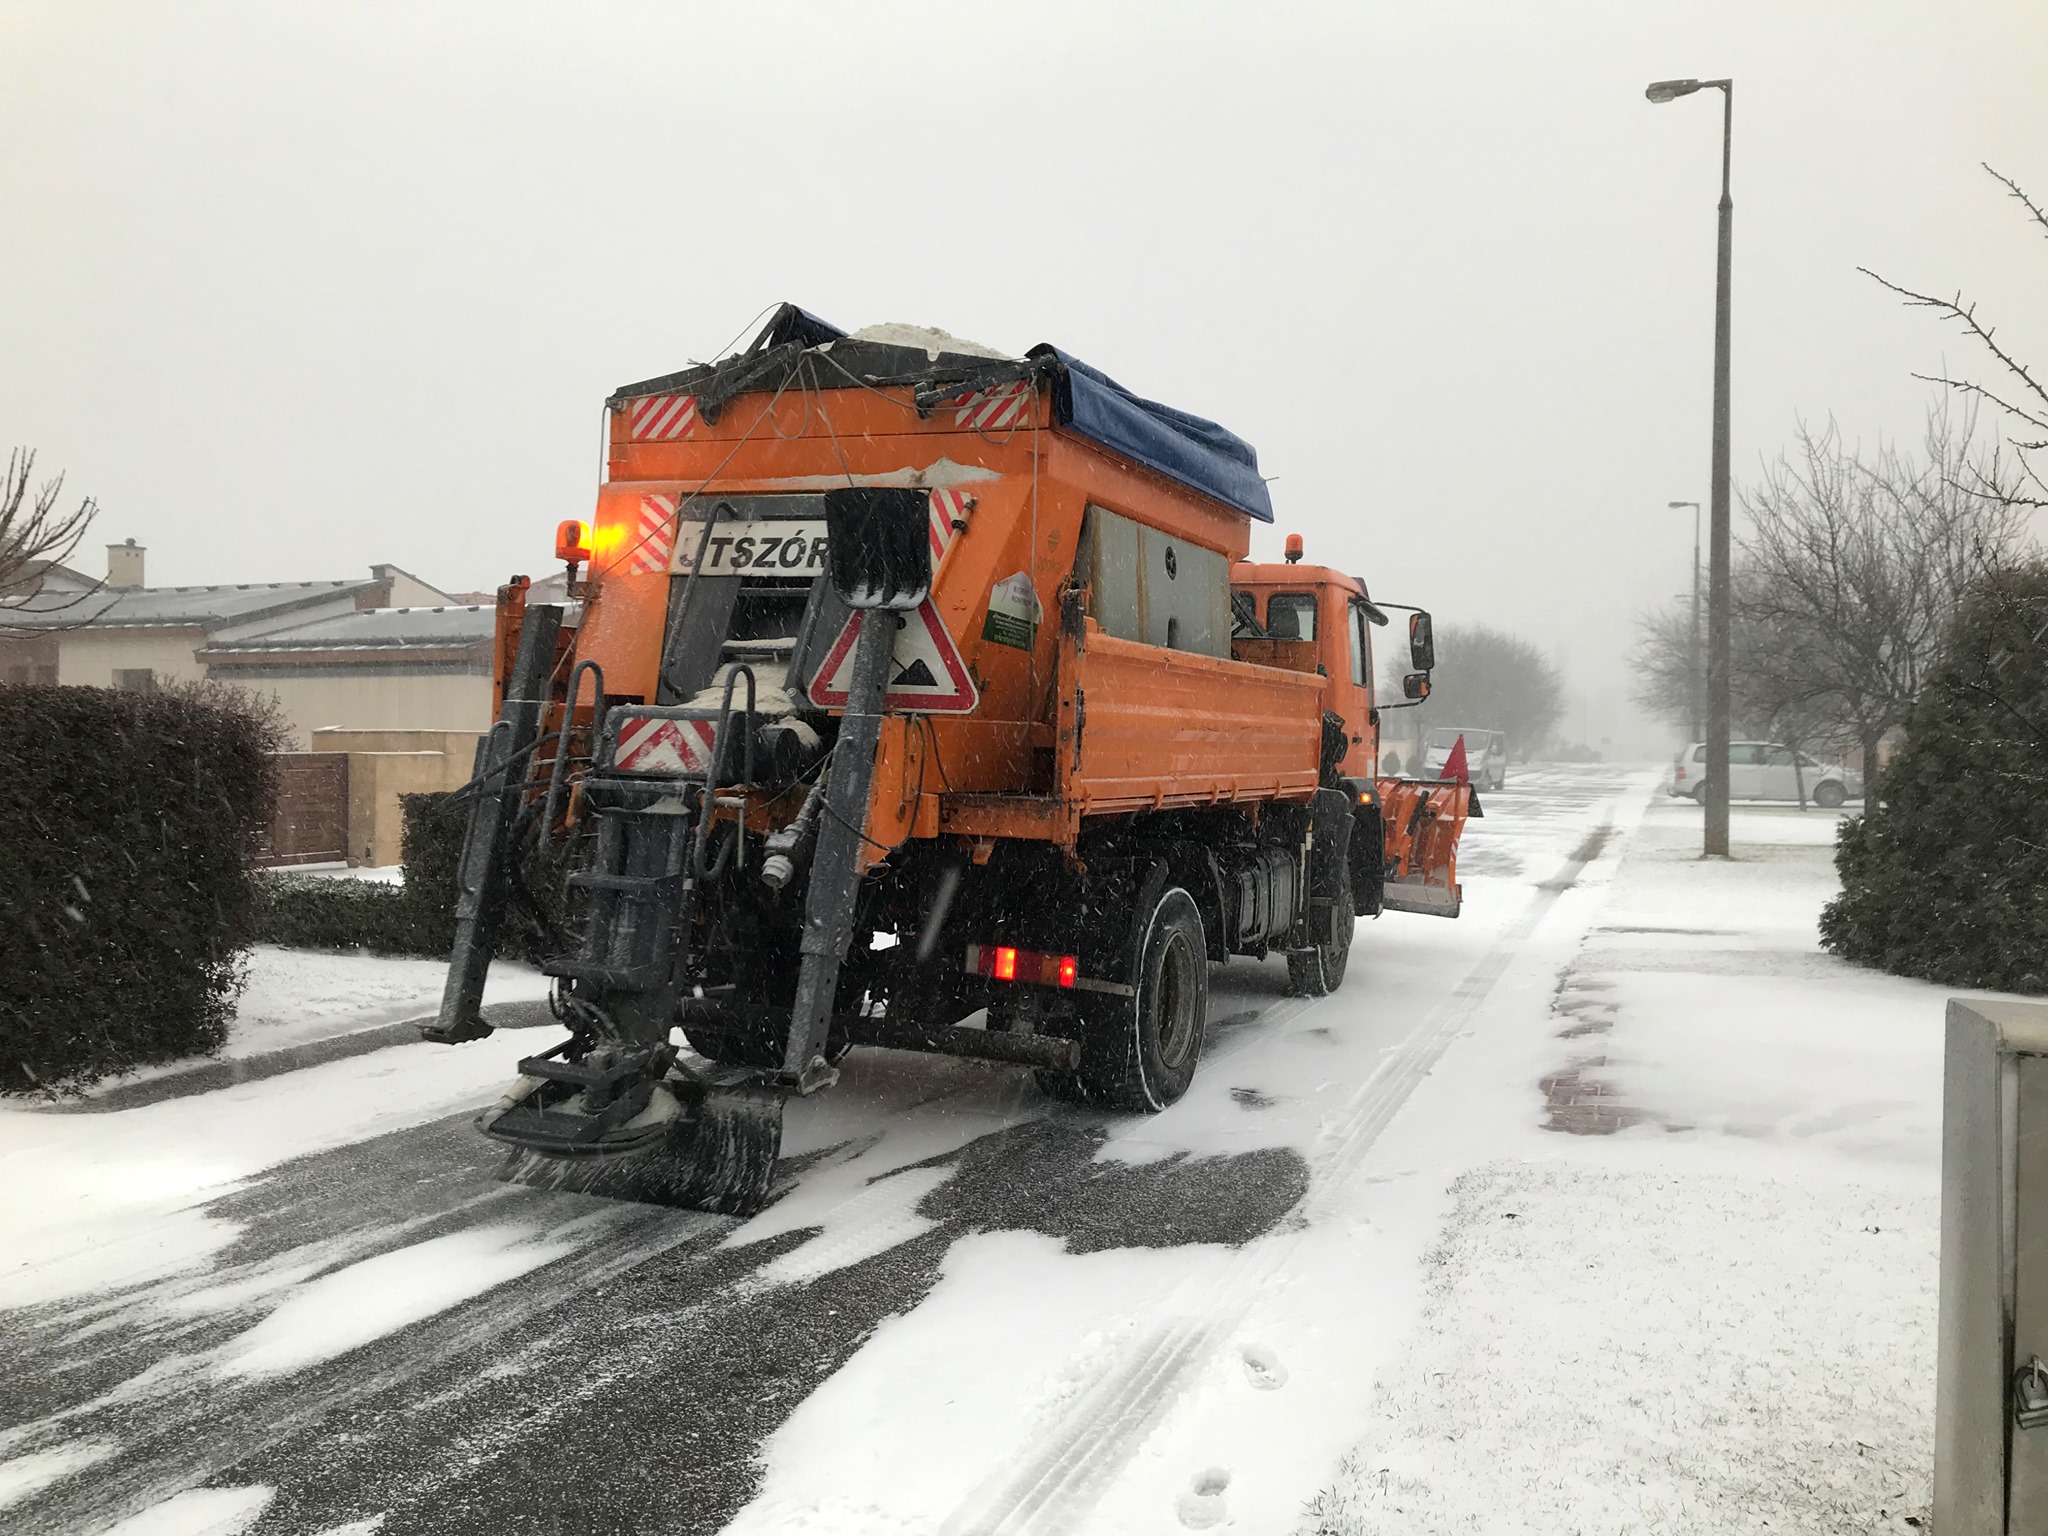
[1073,882,1209,1111]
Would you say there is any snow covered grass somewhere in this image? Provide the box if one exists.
[1301,1163,1935,1535]
[227,947,547,1060]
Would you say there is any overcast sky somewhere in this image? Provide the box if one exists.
[7,1,2046,747]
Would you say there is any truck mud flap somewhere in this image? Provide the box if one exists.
[1375,777,1471,919]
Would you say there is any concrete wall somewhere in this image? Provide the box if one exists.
[228,671,491,749]
[56,628,208,688]
[342,752,453,867]
[310,728,486,867]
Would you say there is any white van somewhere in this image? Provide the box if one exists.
[1422,727,1507,790]
[1669,741,1864,807]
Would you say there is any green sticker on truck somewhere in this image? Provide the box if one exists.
[982,572,1042,650]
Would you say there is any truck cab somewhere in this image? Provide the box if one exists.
[1230,543,1395,787]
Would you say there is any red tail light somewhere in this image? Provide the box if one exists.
[965,943,1079,989]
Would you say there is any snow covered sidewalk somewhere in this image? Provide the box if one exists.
[1299,793,2012,1534]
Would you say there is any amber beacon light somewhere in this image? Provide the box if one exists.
[1284,533,1304,563]
[555,519,594,566]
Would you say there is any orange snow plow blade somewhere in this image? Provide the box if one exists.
[1376,778,1473,918]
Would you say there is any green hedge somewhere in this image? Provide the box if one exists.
[252,790,559,963]
[1819,563,2048,993]
[2,683,283,1090]
[252,792,467,957]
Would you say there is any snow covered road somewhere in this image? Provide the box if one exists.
[2,766,1652,1535]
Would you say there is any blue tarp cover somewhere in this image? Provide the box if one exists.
[665,306,1274,525]
[1031,346,1272,523]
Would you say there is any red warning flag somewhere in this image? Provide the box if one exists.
[1441,734,1470,784]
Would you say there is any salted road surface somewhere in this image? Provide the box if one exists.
[0,765,1641,1535]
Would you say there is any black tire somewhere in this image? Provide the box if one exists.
[681,1021,781,1068]
[1287,852,1354,997]
[683,1018,852,1069]
[1813,781,1846,809]
[1690,782,1709,805]
[1075,884,1209,1111]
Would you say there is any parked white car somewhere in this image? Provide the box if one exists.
[1669,741,1864,807]
[1422,727,1507,790]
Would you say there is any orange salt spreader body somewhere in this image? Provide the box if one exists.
[430,305,1472,1215]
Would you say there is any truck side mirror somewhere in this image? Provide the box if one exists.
[822,486,931,611]
[1408,611,1436,673]
[1403,673,1431,701]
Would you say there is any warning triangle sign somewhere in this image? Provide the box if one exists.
[807,598,980,714]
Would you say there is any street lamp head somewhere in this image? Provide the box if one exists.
[1645,78,1703,103]
[1667,500,1700,509]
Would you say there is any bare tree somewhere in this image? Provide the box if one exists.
[1738,403,2027,781]
[1,450,99,628]
[1418,624,1564,758]
[1631,401,2025,790]
[1862,164,2048,511]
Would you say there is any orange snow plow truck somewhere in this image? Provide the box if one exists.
[426,305,1472,1214]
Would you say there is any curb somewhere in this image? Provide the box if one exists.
[38,999,559,1115]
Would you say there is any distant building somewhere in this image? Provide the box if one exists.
[199,604,495,747]
[0,540,483,747]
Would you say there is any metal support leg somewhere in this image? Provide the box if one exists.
[782,610,897,1086]
[424,604,563,1044]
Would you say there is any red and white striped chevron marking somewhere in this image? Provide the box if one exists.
[628,393,699,441]
[629,494,676,574]
[927,487,972,561]
[613,714,717,775]
[953,379,1033,433]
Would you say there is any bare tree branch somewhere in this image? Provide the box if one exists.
[1859,268,2048,417]
[0,449,104,636]
[1986,162,2048,243]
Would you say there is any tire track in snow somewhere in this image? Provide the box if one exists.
[939,814,1622,1536]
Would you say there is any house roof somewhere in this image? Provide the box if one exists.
[199,605,494,657]
[0,579,375,631]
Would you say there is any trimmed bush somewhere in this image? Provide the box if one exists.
[252,873,435,954]
[1819,563,2048,993]
[2,682,283,1090]
[252,792,468,958]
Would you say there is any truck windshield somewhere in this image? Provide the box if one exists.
[1425,728,1475,749]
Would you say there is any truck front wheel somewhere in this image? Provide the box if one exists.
[1070,882,1209,1112]
[1287,854,1354,997]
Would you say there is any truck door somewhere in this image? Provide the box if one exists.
[1342,595,1375,777]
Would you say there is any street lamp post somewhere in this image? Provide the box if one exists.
[1646,76,1733,857]
[1668,499,1702,742]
